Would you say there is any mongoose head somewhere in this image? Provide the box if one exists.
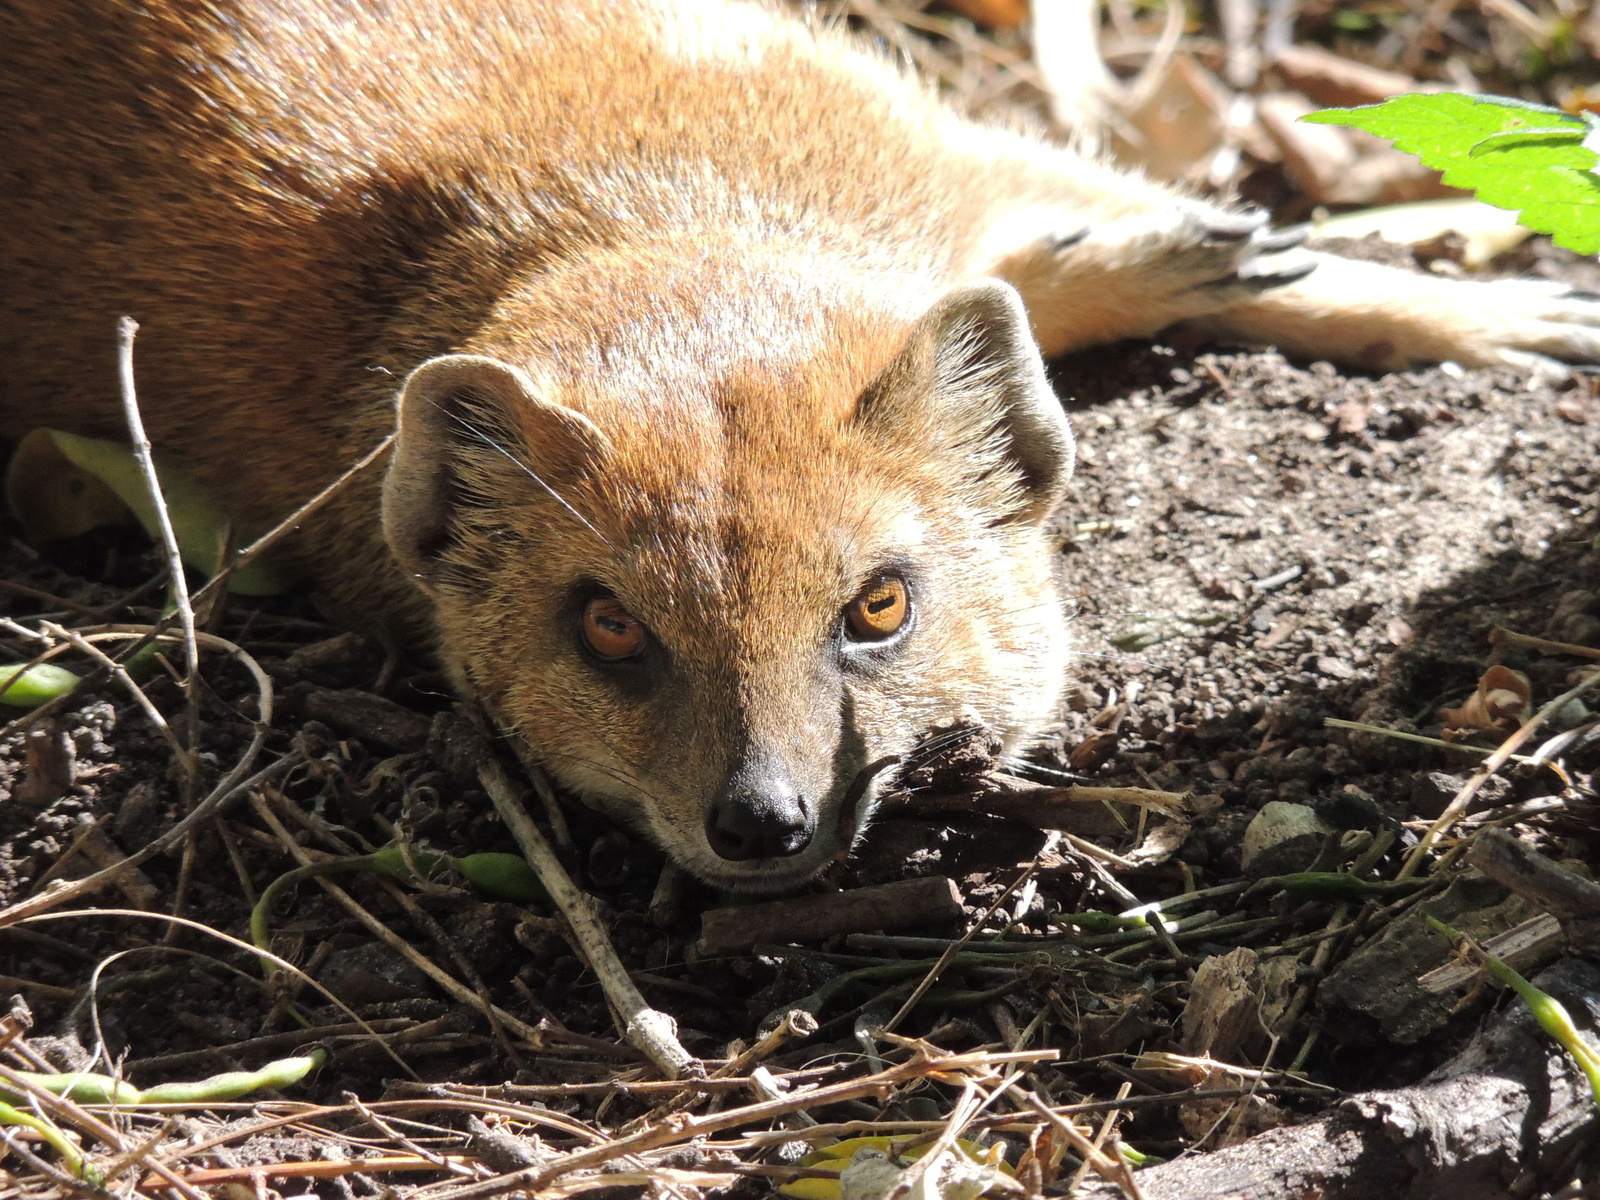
[381,264,1072,893]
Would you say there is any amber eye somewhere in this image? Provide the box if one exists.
[845,577,910,641]
[581,596,647,660]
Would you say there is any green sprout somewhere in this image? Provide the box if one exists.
[1428,915,1600,1108]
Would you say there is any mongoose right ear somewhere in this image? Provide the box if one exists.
[382,354,610,592]
[856,279,1074,526]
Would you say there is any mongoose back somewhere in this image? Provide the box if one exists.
[5,0,1600,890]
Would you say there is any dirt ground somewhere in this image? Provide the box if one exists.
[2,240,1600,1190]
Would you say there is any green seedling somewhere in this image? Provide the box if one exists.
[1428,915,1600,1107]
[252,844,547,974]
[0,1049,325,1181]
[1056,909,1178,934]
[1305,93,1600,253]
[4,428,293,595]
[0,662,82,708]
[1244,872,1426,903]
[0,1100,98,1182]
[3,1049,325,1106]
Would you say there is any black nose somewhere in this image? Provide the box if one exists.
[706,766,813,861]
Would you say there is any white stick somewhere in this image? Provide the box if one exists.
[477,755,700,1080]
[116,316,200,776]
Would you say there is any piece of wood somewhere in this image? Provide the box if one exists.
[1181,948,1265,1061]
[1418,913,1564,994]
[16,724,73,809]
[1467,828,1600,956]
[1078,958,1600,1199]
[1270,44,1416,108]
[303,687,432,753]
[695,876,964,958]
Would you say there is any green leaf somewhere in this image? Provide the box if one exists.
[1305,93,1600,254]
[5,429,295,595]
[0,662,82,708]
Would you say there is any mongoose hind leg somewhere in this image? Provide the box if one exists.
[1190,252,1600,374]
[958,141,1600,373]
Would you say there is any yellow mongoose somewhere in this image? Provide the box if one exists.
[4,0,1598,891]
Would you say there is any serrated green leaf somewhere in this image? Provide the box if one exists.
[1305,93,1600,253]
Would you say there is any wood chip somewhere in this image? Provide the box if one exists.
[303,687,432,753]
[695,876,965,958]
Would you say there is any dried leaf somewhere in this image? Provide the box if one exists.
[940,0,1028,30]
[1440,665,1532,738]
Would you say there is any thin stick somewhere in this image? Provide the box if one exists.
[0,578,106,620]
[1491,624,1600,663]
[35,620,188,767]
[117,316,200,779]
[429,1048,1037,1200]
[16,908,412,1079]
[0,618,91,706]
[0,432,393,747]
[0,1059,209,1200]
[720,1010,819,1078]
[0,749,292,930]
[249,791,546,1048]
[1022,1093,1146,1200]
[1324,717,1537,763]
[477,754,699,1080]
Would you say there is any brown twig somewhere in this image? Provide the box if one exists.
[0,433,391,747]
[1023,1093,1147,1200]
[34,620,186,763]
[190,432,395,611]
[429,1047,1051,1200]
[0,1057,210,1200]
[0,752,294,930]
[248,791,544,1051]
[1491,624,1600,663]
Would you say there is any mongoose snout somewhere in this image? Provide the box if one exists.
[705,756,815,862]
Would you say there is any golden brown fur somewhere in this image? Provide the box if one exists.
[5,0,1599,888]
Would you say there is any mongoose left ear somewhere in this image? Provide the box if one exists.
[383,353,609,593]
[856,279,1073,525]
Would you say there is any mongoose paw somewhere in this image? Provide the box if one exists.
[1052,207,1315,322]
[1458,279,1600,376]
[1198,255,1600,376]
